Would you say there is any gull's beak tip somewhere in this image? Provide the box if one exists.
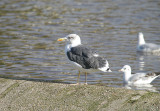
[119,69,122,72]
[57,38,65,41]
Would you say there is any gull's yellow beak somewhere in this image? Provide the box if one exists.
[118,69,122,72]
[57,38,66,41]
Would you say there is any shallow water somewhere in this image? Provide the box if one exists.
[0,0,160,91]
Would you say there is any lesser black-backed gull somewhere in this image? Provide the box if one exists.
[119,65,160,85]
[137,32,160,53]
[57,34,112,85]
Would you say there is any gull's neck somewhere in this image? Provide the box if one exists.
[123,71,132,83]
[71,42,81,47]
[65,41,81,52]
[70,40,81,47]
[138,33,145,46]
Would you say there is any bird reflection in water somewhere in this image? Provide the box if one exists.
[124,84,158,92]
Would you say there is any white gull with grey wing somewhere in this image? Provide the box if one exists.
[119,65,160,85]
[137,32,160,53]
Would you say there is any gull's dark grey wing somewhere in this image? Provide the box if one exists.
[67,45,106,69]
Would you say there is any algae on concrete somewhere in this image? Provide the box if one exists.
[0,78,159,111]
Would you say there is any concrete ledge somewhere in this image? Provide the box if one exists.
[0,77,159,111]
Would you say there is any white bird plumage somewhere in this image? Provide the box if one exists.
[137,32,160,53]
[119,65,160,85]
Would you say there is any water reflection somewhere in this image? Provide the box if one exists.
[124,84,158,92]
[137,54,145,71]
[137,51,160,57]
[137,52,160,73]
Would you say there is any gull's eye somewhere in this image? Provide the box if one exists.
[124,68,126,70]
[68,37,74,39]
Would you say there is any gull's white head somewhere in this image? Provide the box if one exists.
[119,65,132,83]
[57,34,81,47]
[119,65,131,73]
[138,32,143,38]
[138,32,145,45]
[66,34,81,45]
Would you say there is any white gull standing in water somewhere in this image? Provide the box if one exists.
[57,34,111,85]
[119,65,160,85]
[137,32,160,53]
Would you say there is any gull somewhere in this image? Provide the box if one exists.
[137,32,160,53]
[57,34,111,85]
[119,65,160,85]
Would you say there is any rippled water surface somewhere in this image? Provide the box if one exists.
[0,0,160,91]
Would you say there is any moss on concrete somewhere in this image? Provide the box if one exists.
[0,82,19,99]
[0,78,159,111]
